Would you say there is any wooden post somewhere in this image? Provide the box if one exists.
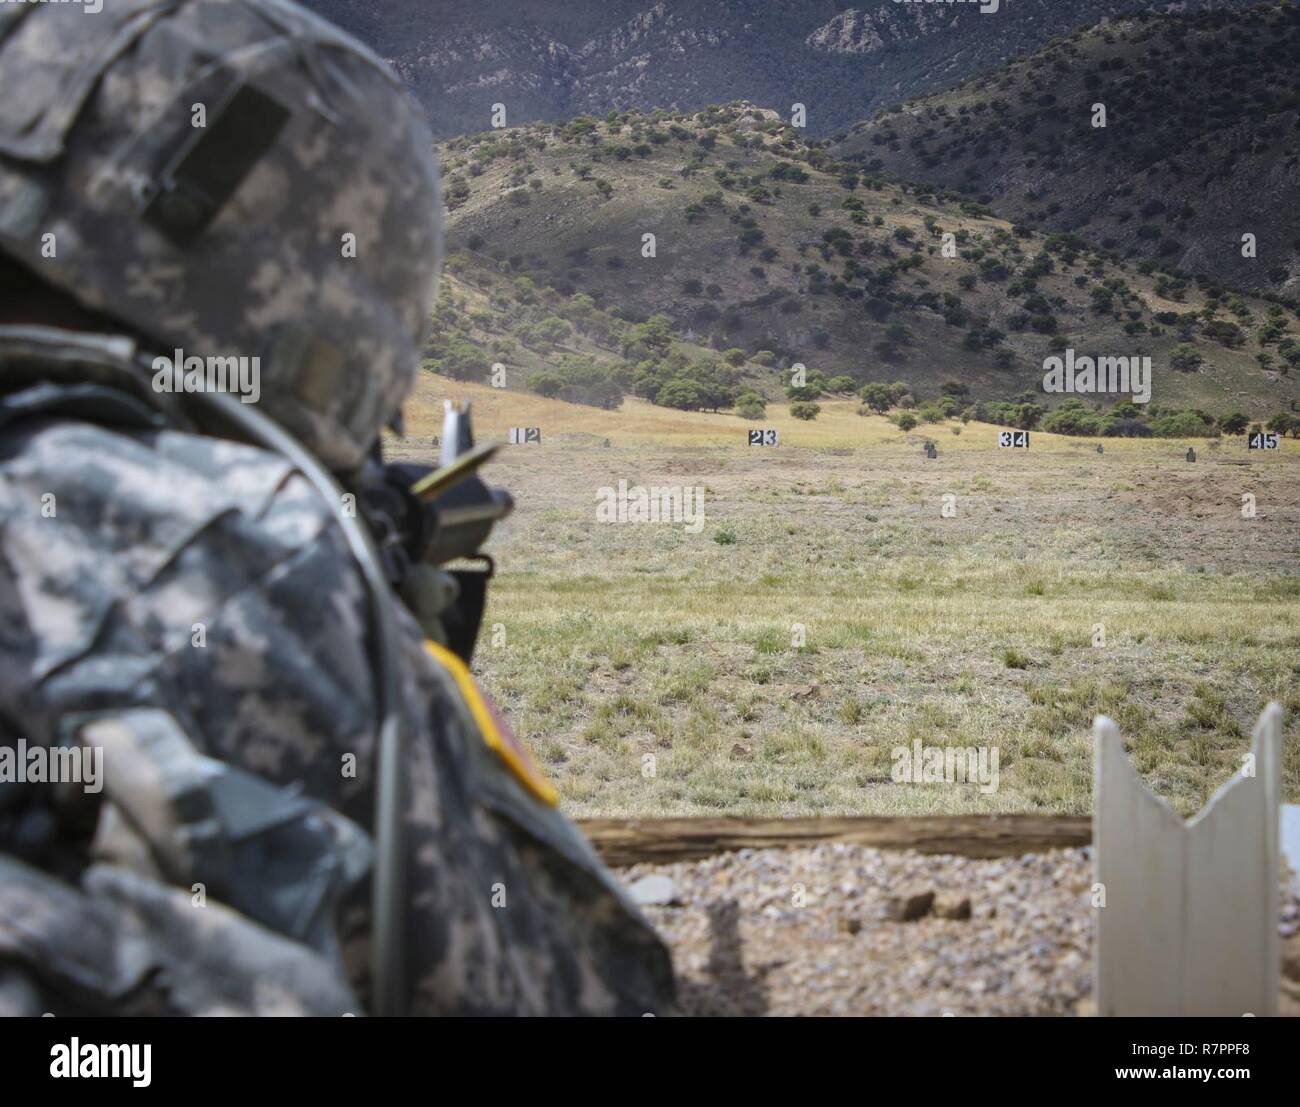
[1094,703,1282,1015]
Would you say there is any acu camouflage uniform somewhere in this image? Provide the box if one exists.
[0,0,673,1015]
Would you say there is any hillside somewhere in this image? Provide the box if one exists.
[298,0,1258,139]
[833,3,1300,298]
[430,102,1300,419]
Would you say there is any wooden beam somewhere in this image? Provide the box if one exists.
[579,814,1092,868]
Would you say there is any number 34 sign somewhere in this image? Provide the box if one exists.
[998,430,1030,449]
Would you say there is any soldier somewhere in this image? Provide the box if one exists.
[0,0,672,1015]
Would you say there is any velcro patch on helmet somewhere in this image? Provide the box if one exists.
[423,640,559,807]
[277,329,346,414]
[141,83,290,248]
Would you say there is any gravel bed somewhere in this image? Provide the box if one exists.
[621,844,1300,1017]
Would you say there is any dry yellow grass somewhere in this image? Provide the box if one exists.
[390,375,1300,821]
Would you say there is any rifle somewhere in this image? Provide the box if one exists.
[360,400,513,664]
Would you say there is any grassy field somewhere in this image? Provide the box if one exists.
[394,375,1300,819]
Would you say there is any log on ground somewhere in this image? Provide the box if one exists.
[578,814,1092,867]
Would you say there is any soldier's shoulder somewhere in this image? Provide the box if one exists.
[0,415,365,692]
[1,416,342,565]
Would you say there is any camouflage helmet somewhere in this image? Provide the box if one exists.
[0,0,441,471]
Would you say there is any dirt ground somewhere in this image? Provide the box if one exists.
[620,845,1300,1017]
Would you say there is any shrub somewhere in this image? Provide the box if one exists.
[1267,412,1297,437]
[527,370,563,398]
[1170,343,1202,372]
[527,355,625,408]
[790,401,821,421]
[734,388,766,419]
[656,379,704,410]
[429,338,490,382]
[1202,320,1244,348]
[1105,417,1154,438]
[859,382,894,413]
[1150,410,1215,438]
[1042,403,1107,437]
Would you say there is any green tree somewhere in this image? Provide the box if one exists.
[1170,343,1203,372]
[527,370,563,398]
[620,314,675,358]
[1151,410,1214,437]
[681,360,741,412]
[1042,401,1106,436]
[734,388,766,420]
[656,379,705,410]
[437,339,489,382]
[1267,412,1297,437]
[860,382,894,413]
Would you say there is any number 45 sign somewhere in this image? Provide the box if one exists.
[998,430,1030,449]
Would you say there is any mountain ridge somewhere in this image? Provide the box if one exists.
[832,3,1300,297]
[299,0,1260,138]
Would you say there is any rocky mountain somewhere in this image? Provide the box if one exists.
[299,0,1258,139]
[832,3,1300,297]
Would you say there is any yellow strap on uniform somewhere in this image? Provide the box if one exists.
[423,640,559,806]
